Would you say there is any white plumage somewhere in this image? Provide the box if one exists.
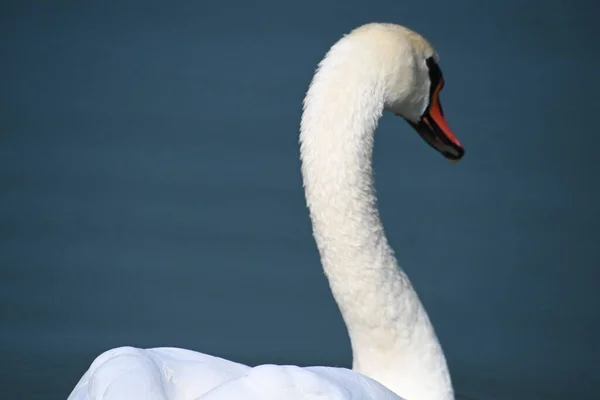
[68,22,463,400]
[69,347,402,400]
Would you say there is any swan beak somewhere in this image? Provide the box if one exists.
[406,87,464,162]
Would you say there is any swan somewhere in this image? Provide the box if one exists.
[67,22,464,400]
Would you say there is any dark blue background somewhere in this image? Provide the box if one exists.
[1,1,598,399]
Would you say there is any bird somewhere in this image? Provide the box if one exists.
[67,22,465,400]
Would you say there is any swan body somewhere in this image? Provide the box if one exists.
[68,22,464,400]
[68,347,401,400]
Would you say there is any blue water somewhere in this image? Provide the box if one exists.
[1,1,598,399]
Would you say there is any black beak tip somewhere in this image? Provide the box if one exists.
[444,146,465,162]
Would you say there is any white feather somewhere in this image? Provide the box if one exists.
[68,22,455,400]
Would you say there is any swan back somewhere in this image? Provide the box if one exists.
[68,347,404,400]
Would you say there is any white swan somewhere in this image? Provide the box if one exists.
[67,22,464,400]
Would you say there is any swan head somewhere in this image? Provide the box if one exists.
[342,23,465,161]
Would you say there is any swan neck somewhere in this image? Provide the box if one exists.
[299,44,453,400]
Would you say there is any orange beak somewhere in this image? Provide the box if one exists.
[406,79,464,161]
